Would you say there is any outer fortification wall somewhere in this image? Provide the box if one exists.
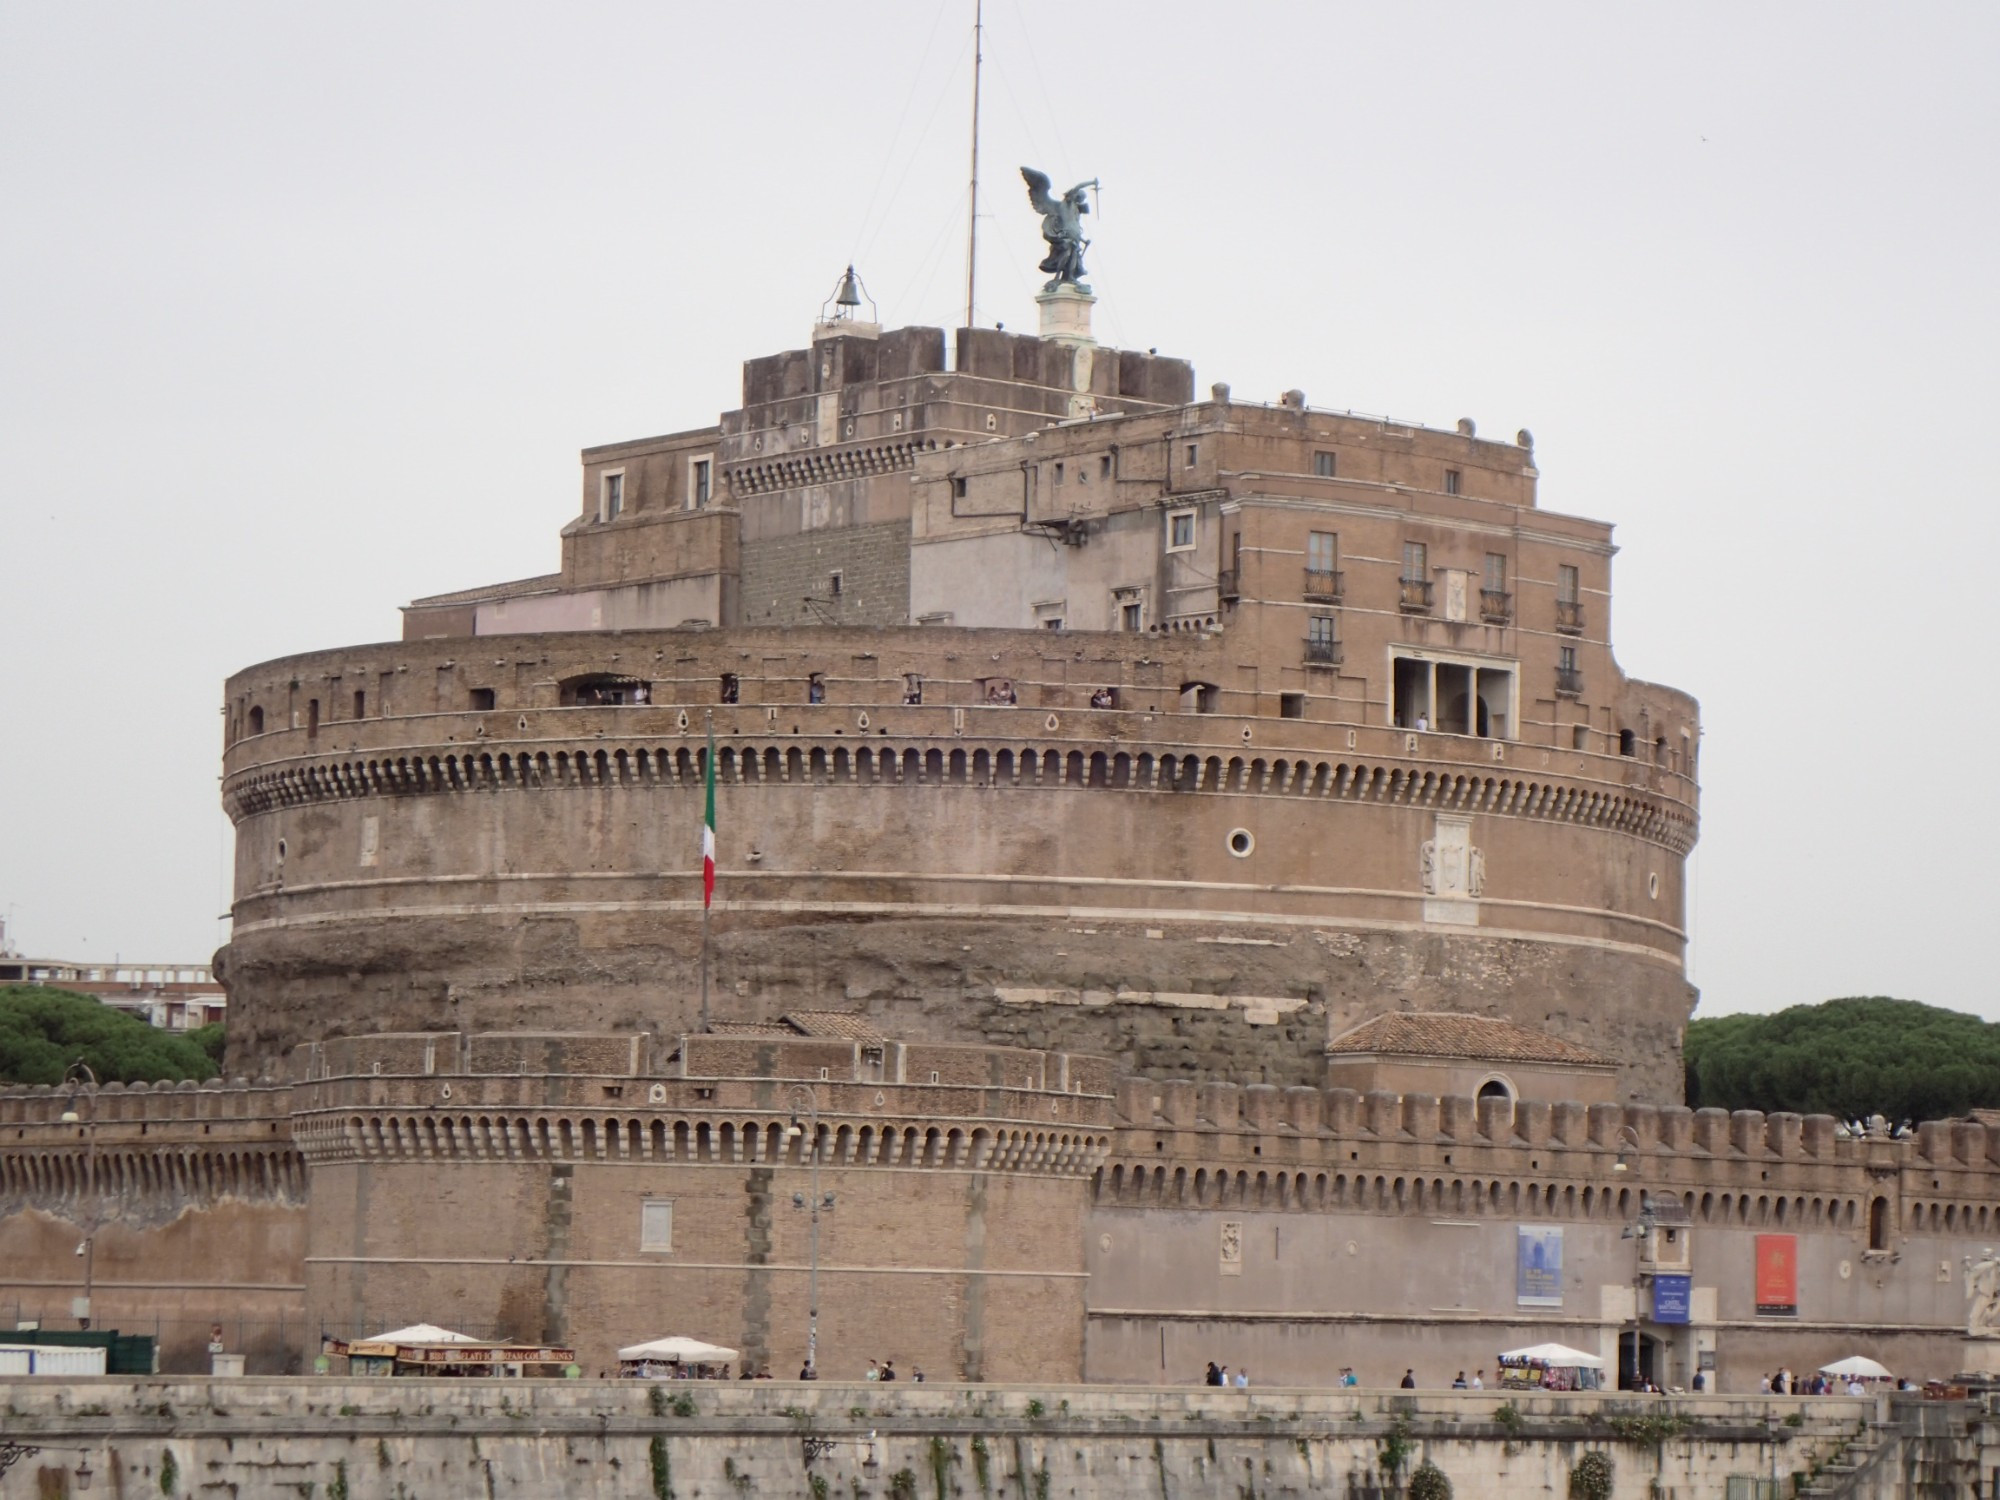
[0,1079,307,1371]
[1091,1079,1996,1391]
[217,627,1697,1099]
[4,1041,1999,1387]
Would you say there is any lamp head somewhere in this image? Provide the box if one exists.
[60,1110,80,1125]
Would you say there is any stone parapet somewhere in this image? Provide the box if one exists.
[0,1377,1871,1500]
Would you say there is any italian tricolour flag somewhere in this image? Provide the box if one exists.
[701,725,717,907]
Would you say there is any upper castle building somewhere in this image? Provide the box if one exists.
[217,287,1698,1102]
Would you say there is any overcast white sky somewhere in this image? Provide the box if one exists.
[2,3,1995,1021]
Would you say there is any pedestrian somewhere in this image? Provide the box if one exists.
[1205,1361,1223,1387]
[1470,1370,1484,1390]
[882,1360,898,1382]
[1758,1373,1771,1394]
[1451,1371,1468,1389]
[1232,1368,1249,1388]
[866,1359,880,1381]
[1341,1367,1358,1388]
[1400,1370,1416,1390]
[800,1362,817,1380]
[912,1367,925,1383]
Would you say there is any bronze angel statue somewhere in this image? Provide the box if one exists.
[1021,167,1098,291]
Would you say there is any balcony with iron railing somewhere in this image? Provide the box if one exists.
[1304,638,1344,666]
[1555,667,1584,698]
[1480,589,1513,624]
[1556,599,1585,634]
[1398,578,1433,613]
[1304,569,1344,602]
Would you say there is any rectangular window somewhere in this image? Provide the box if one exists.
[640,1199,674,1253]
[1402,541,1427,581]
[1559,645,1577,672]
[1279,692,1306,719]
[1305,615,1339,665]
[1555,563,1584,632]
[691,459,713,509]
[1053,461,1065,485]
[1122,601,1143,631]
[950,476,967,499]
[1481,552,1512,622]
[600,470,624,522]
[1444,468,1461,495]
[1307,532,1337,573]
[828,570,843,598]
[1099,455,1113,480]
[1313,451,1337,478]
[1033,600,1065,631]
[1184,443,1198,468]
[353,690,366,719]
[1166,509,1196,551]
[469,688,495,711]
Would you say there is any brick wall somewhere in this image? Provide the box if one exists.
[739,520,911,627]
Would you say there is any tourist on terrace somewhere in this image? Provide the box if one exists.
[1400,1369,1417,1389]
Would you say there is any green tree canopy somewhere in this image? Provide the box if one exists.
[0,986,220,1086]
[1685,997,2000,1122]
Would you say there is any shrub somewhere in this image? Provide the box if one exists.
[1408,1459,1453,1499]
[1569,1450,1614,1500]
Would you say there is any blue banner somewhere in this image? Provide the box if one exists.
[1516,1226,1563,1307]
[1652,1274,1692,1324]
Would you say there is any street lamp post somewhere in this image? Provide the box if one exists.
[785,1085,834,1377]
[59,1060,99,1331]
[1620,1189,1660,1392]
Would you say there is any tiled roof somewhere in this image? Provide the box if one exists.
[1326,1012,1611,1067]
[782,1011,885,1041]
[406,573,564,608]
[704,1012,885,1041]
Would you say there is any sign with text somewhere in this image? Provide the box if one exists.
[1755,1234,1799,1317]
[1516,1225,1564,1307]
[1652,1273,1692,1324]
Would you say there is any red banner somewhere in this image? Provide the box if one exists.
[1755,1233,1798,1317]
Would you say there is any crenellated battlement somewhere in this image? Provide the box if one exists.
[1102,1078,1998,1239]
[286,1030,1114,1176]
[0,1079,305,1225]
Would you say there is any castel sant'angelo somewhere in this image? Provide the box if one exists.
[2,193,1995,1395]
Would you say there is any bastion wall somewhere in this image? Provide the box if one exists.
[3,1033,1997,1389]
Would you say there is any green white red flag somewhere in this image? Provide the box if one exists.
[702,726,717,907]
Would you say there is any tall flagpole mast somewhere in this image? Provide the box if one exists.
[963,0,983,329]
[700,709,715,1033]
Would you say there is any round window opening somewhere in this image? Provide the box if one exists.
[1227,828,1254,858]
[1647,872,1660,900]
[1476,1078,1514,1103]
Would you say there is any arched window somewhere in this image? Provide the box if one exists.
[1869,1195,1890,1252]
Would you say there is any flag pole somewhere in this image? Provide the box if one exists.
[700,710,715,1034]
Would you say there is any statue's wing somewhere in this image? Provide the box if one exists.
[1020,166,1059,217]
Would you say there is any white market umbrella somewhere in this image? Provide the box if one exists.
[1497,1342,1606,1369]
[618,1336,740,1363]
[1818,1355,1894,1380]
[365,1324,483,1345]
